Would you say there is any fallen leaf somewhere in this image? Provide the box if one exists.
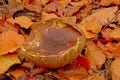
[9,68,26,79]
[76,56,91,70]
[99,0,120,6]
[85,40,106,69]
[0,30,25,55]
[78,6,118,38]
[14,16,33,29]
[0,53,21,74]
[44,0,65,16]
[110,58,120,80]
[58,65,88,80]
[41,12,58,22]
[24,4,42,13]
[91,76,105,80]
[102,27,120,41]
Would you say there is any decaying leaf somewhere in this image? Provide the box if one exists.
[14,16,33,29]
[0,30,24,55]
[110,58,120,80]
[85,40,106,69]
[0,53,21,74]
[78,6,118,38]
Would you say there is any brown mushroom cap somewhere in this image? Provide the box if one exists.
[19,19,86,68]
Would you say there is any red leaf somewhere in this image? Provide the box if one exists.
[76,56,90,70]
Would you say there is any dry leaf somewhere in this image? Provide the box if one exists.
[0,53,21,74]
[41,12,58,22]
[0,30,24,55]
[78,6,118,38]
[58,65,88,80]
[102,27,120,41]
[14,16,33,29]
[110,58,120,80]
[99,0,120,6]
[9,68,26,79]
[85,40,106,69]
[44,0,65,16]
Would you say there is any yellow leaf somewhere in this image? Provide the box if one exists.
[14,16,33,29]
[0,53,21,74]
[85,40,106,69]
[0,30,25,55]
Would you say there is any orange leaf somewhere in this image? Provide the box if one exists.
[85,40,106,69]
[14,16,33,29]
[78,6,118,38]
[0,53,21,74]
[99,0,120,6]
[9,68,26,79]
[110,58,120,80]
[0,30,25,55]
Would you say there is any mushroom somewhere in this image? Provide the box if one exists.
[19,18,86,68]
